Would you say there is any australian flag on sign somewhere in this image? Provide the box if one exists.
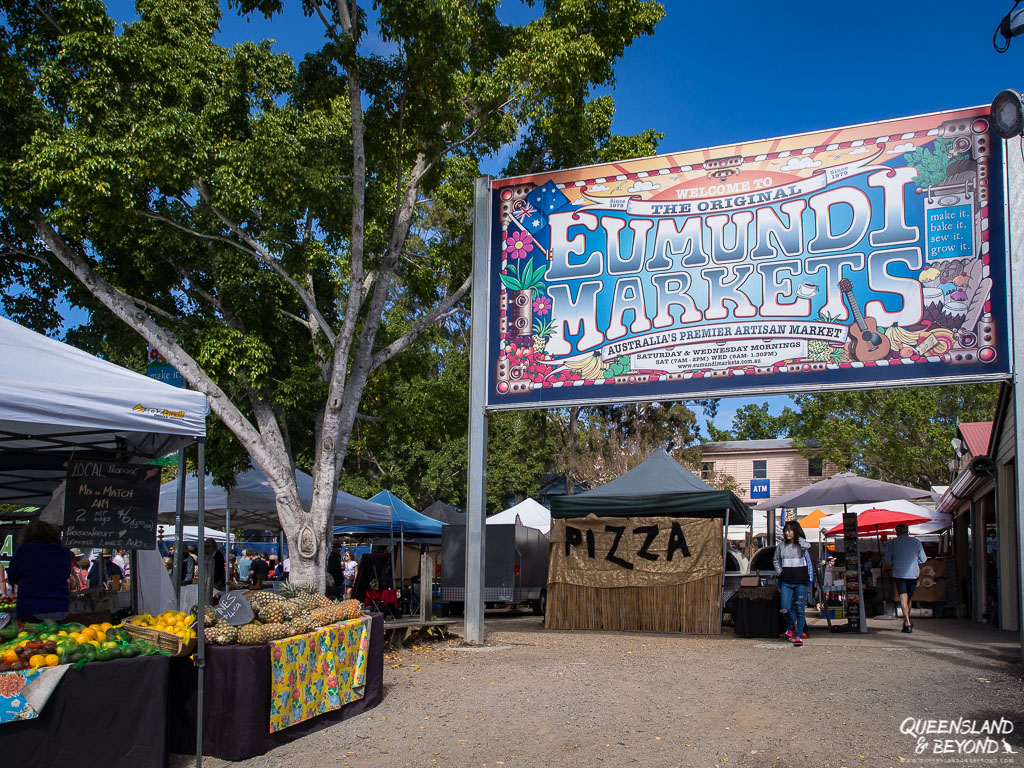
[509,180,574,251]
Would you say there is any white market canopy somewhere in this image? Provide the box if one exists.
[0,316,209,507]
[158,467,391,530]
[487,497,551,535]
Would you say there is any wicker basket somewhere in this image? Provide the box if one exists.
[123,616,197,658]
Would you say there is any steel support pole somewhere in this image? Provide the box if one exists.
[465,176,492,645]
[1002,132,1024,664]
[195,439,206,768]
[225,508,231,590]
[720,508,729,632]
[172,448,186,606]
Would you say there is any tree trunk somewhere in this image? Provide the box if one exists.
[565,406,579,496]
[275,492,330,592]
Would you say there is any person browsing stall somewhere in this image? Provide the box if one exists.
[884,523,927,633]
[6,520,72,621]
[773,521,814,647]
[237,550,252,582]
[88,549,123,591]
[343,549,358,598]
[248,551,270,588]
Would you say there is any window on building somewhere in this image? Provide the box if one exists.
[753,460,767,479]
[808,457,823,478]
[701,461,714,481]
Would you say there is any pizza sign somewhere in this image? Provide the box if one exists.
[486,106,1008,408]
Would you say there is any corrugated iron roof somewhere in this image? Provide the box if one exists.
[958,421,993,459]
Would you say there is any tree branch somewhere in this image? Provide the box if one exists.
[32,1,65,35]
[369,274,472,373]
[193,180,337,345]
[136,209,263,260]
[32,215,278,469]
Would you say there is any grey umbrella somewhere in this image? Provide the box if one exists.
[752,472,929,511]
[753,472,928,635]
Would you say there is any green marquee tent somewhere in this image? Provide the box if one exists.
[550,449,750,524]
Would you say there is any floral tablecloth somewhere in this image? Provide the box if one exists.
[268,616,370,733]
[0,665,69,724]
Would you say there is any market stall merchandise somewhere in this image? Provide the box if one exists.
[168,611,384,761]
[3,654,170,768]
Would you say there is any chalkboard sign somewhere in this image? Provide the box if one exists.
[0,612,9,631]
[62,460,161,550]
[214,591,254,626]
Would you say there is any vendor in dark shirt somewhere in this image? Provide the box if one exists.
[7,520,72,621]
[248,553,270,588]
[88,549,123,591]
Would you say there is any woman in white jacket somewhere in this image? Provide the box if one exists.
[773,521,813,647]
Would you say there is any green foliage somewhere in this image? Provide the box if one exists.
[904,137,952,189]
[788,384,999,488]
[1,0,666,528]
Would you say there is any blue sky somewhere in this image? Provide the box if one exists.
[83,2,1024,431]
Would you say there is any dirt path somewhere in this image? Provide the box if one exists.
[176,614,1024,768]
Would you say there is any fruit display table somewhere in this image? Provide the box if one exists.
[167,611,383,761]
[3,655,170,768]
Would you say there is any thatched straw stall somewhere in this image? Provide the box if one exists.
[548,450,749,634]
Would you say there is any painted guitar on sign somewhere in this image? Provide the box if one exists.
[839,278,891,362]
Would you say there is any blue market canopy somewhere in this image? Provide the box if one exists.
[334,490,444,537]
[550,449,750,524]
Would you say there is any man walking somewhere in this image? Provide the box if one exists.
[884,523,927,633]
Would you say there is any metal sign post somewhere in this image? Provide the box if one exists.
[465,175,492,645]
[1002,133,1024,665]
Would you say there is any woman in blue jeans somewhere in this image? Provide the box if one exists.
[773,521,813,647]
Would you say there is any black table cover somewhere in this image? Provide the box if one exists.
[4,655,170,768]
[168,611,384,761]
[733,593,784,638]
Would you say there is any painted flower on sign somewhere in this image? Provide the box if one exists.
[504,231,534,259]
[533,296,551,316]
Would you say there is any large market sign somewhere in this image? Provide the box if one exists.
[485,106,1009,408]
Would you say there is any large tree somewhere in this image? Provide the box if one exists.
[1,0,664,586]
[787,386,999,488]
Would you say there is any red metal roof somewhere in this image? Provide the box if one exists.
[958,421,993,458]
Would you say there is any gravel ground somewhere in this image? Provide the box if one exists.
[177,612,1024,768]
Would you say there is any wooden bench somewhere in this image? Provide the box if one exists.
[382,618,458,650]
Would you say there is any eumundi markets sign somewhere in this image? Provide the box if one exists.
[486,107,1009,409]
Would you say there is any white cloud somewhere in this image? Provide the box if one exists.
[572,198,588,205]
[888,142,917,155]
[848,146,873,155]
[780,156,821,172]
[588,184,610,192]
[627,180,661,193]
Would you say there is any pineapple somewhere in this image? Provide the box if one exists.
[259,602,287,624]
[261,622,291,641]
[236,623,264,645]
[215,625,238,645]
[244,590,284,611]
[280,582,332,612]
[205,624,238,645]
[339,599,362,620]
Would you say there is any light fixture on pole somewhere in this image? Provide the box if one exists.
[991,89,1024,138]
[994,2,1024,52]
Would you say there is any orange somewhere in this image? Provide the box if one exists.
[44,654,59,667]
[29,654,46,668]
[79,627,96,641]
[2,649,17,664]
[100,622,113,631]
